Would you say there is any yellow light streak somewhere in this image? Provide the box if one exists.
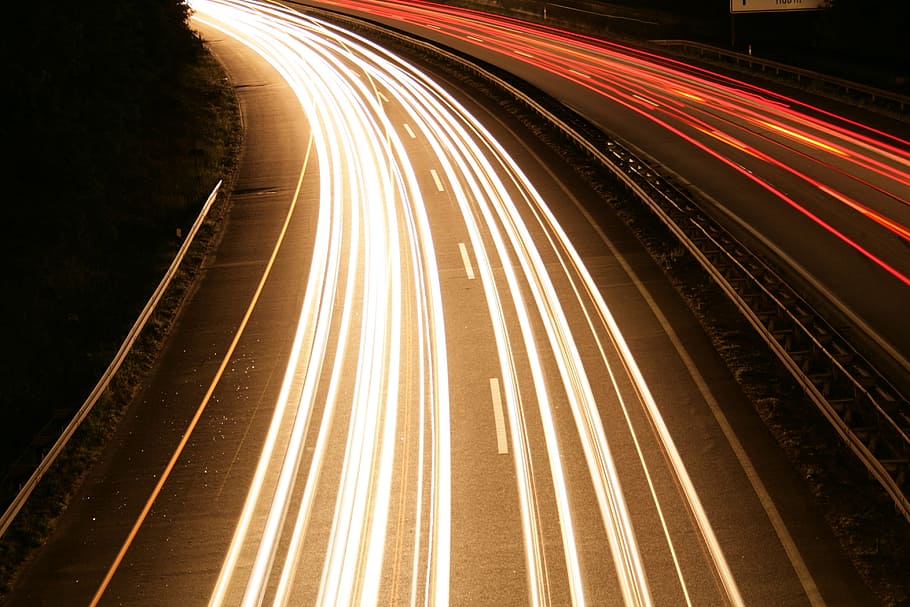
[758,119,849,157]
[674,89,705,103]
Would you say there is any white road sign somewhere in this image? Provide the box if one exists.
[731,0,828,13]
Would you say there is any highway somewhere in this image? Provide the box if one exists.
[303,0,910,385]
[2,0,877,605]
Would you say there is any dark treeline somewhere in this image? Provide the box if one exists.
[0,0,903,482]
[0,1,232,469]
[603,0,908,87]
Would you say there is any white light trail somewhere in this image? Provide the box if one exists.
[188,1,741,605]
[194,1,451,605]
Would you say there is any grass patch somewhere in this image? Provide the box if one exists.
[0,42,241,599]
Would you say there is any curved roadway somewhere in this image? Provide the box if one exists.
[300,0,910,387]
[3,1,876,606]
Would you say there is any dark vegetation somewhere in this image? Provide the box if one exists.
[474,0,908,92]
[605,0,909,92]
[607,0,908,48]
[0,1,232,471]
[0,0,239,593]
[0,0,905,601]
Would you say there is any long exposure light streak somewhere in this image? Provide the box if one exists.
[313,0,910,288]
[195,3,451,605]
[180,0,747,604]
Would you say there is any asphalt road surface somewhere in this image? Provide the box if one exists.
[4,1,878,605]
[303,0,910,391]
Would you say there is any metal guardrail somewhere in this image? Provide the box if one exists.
[0,181,223,540]
[524,82,910,521]
[653,39,910,114]
[324,11,910,520]
[543,96,910,522]
[6,7,907,546]
[604,155,910,522]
